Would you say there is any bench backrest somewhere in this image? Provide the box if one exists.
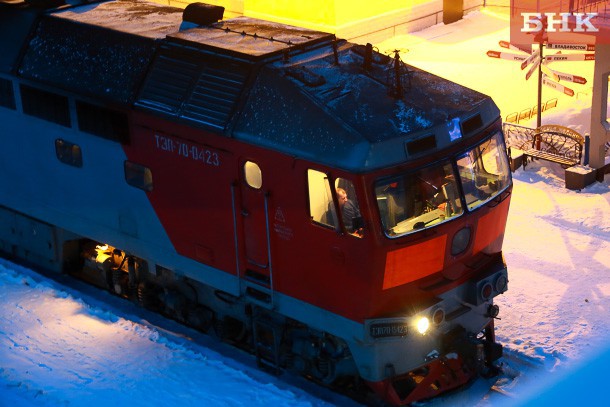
[532,125,584,161]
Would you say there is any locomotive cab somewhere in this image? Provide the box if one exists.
[352,129,512,404]
[374,130,510,240]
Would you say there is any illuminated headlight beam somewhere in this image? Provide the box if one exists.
[416,317,430,335]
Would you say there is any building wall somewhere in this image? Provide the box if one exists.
[589,44,610,169]
[150,0,487,42]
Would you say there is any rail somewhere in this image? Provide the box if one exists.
[504,98,558,124]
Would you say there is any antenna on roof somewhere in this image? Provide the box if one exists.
[386,49,410,98]
[363,43,373,71]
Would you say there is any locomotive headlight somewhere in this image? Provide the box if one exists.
[432,308,445,325]
[451,227,471,256]
[481,282,493,300]
[416,317,430,335]
[495,274,508,293]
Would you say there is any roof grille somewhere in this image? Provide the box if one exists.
[136,45,251,131]
[137,53,200,115]
[182,61,250,129]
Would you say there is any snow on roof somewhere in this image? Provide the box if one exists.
[171,16,334,58]
[55,0,183,39]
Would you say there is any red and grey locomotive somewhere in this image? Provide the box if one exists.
[0,0,511,404]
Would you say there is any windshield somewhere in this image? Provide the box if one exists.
[457,132,511,210]
[375,132,511,237]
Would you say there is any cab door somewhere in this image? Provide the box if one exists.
[238,160,271,286]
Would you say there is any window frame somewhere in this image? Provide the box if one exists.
[124,160,153,192]
[0,78,16,110]
[20,84,71,127]
[55,139,83,168]
[307,168,338,231]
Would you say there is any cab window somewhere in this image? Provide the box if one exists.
[307,169,336,229]
[375,161,462,237]
[307,169,364,236]
[457,132,511,210]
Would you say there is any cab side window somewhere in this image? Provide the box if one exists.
[307,169,336,229]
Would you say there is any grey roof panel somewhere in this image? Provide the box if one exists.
[170,17,335,60]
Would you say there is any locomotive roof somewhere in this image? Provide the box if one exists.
[7,0,500,172]
[52,0,184,39]
[231,45,499,171]
[171,17,334,59]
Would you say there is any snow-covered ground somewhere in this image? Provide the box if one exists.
[2,8,610,407]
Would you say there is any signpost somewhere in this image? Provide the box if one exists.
[486,50,528,61]
[487,40,593,127]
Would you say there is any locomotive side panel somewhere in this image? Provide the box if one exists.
[0,79,240,292]
[272,160,379,321]
[125,116,237,276]
[0,86,170,255]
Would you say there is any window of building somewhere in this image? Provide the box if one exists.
[124,161,153,192]
[244,161,262,189]
[76,100,129,143]
[55,139,83,168]
[20,84,70,127]
[0,78,15,110]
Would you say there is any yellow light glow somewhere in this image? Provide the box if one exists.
[244,0,432,35]
[416,317,430,335]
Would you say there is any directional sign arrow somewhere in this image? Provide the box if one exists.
[487,50,528,61]
[540,63,560,82]
[499,40,531,54]
[546,43,595,52]
[555,72,587,84]
[545,53,595,62]
[525,56,541,80]
[541,64,587,84]
[542,75,575,97]
[521,49,540,70]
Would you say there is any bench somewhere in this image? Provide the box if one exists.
[522,125,583,169]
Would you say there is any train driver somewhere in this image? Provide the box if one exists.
[335,187,363,236]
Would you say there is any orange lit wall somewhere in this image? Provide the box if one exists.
[152,0,487,42]
[245,0,438,42]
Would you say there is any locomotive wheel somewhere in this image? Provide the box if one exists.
[186,305,214,333]
[137,281,161,311]
[214,316,247,343]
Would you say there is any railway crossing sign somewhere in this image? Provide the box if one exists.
[487,40,594,127]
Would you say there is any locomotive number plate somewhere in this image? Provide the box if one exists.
[155,134,220,167]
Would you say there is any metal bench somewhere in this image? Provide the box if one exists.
[522,125,583,169]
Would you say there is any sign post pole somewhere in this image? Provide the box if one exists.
[537,40,543,128]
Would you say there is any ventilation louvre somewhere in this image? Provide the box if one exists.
[136,45,251,131]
